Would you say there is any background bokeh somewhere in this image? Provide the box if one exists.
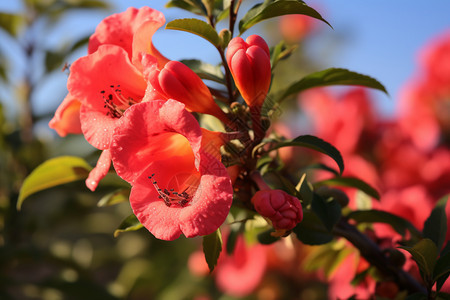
[0,0,449,299]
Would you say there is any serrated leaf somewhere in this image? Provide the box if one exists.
[423,194,448,251]
[166,18,220,46]
[348,210,422,239]
[278,68,388,102]
[399,238,438,281]
[0,13,24,36]
[239,0,331,35]
[203,228,222,272]
[97,188,130,207]
[293,210,334,245]
[114,214,143,237]
[180,59,224,83]
[315,176,380,200]
[264,135,344,175]
[311,192,341,232]
[17,156,92,210]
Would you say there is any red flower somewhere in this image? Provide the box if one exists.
[251,189,303,231]
[49,93,82,137]
[226,35,271,109]
[145,60,230,124]
[88,6,169,69]
[279,14,315,42]
[57,7,168,190]
[215,235,267,297]
[110,100,233,240]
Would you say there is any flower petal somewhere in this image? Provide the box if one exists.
[85,149,112,191]
[49,93,82,137]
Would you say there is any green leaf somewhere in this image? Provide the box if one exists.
[270,40,297,70]
[180,59,224,83]
[97,188,130,207]
[45,50,66,72]
[399,238,438,281]
[0,13,24,36]
[114,214,143,237]
[293,210,334,245]
[434,251,450,283]
[314,176,380,200]
[17,156,92,210]
[257,229,280,245]
[348,210,422,239]
[278,68,388,102]
[436,242,450,291]
[264,135,344,175]
[166,18,220,47]
[423,195,448,251]
[311,192,341,232]
[239,0,331,35]
[202,228,222,272]
[165,0,207,15]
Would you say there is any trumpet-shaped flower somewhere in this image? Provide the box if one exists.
[88,6,169,69]
[59,6,168,191]
[226,35,271,108]
[110,100,233,240]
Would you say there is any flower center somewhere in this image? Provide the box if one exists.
[149,173,196,208]
[100,85,137,119]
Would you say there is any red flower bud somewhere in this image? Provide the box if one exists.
[226,35,271,109]
[251,189,303,231]
[147,60,229,124]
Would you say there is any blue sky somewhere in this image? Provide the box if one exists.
[1,0,449,118]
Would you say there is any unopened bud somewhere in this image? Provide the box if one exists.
[251,189,303,231]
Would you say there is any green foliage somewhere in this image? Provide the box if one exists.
[348,210,422,239]
[277,67,388,103]
[293,210,334,245]
[238,0,331,35]
[314,176,380,200]
[260,135,345,175]
[0,13,24,37]
[97,188,131,207]
[202,228,222,272]
[311,192,341,232]
[180,59,225,83]
[270,40,298,70]
[165,0,207,16]
[17,156,92,210]
[423,194,448,251]
[166,18,220,47]
[399,239,438,283]
[114,214,144,237]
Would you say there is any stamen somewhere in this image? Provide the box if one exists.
[148,174,193,207]
[100,84,138,119]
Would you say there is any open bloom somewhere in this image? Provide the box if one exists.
[60,6,168,191]
[252,189,303,231]
[110,100,233,240]
[226,35,271,109]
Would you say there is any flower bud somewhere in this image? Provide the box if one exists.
[147,60,229,124]
[226,35,271,109]
[251,189,303,231]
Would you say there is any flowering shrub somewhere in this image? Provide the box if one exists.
[17,1,450,299]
